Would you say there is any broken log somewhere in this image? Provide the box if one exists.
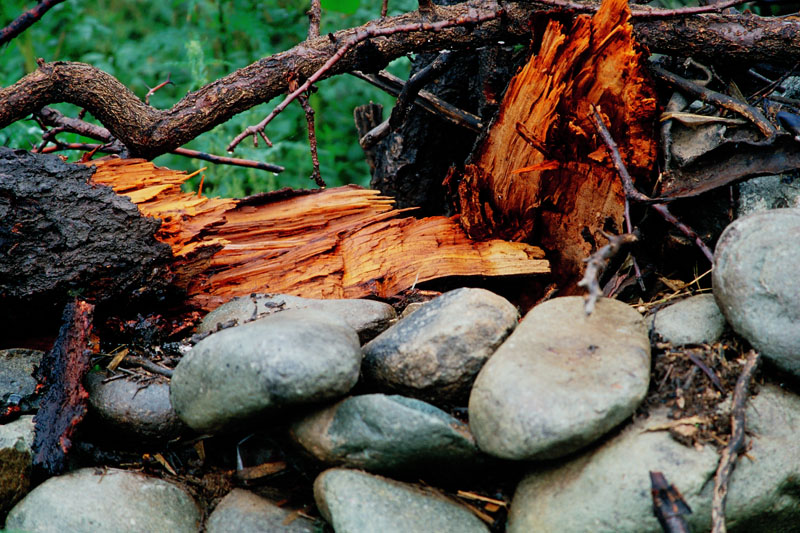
[1,149,549,327]
[87,157,549,310]
[453,0,657,291]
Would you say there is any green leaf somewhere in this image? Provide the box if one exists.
[321,0,360,15]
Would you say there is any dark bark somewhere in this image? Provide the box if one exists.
[1,3,799,159]
[0,147,173,305]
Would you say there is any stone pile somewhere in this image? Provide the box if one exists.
[2,208,800,532]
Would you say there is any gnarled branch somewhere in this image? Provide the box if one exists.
[1,2,798,159]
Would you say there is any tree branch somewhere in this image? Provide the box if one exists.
[2,2,799,159]
[0,0,66,46]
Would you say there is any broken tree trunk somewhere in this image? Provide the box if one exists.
[453,0,657,291]
[1,149,549,325]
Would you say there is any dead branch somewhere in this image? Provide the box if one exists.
[2,3,800,159]
[144,73,174,106]
[307,0,321,39]
[577,232,638,315]
[589,106,715,262]
[533,0,748,18]
[360,50,457,149]
[650,471,692,533]
[227,6,501,152]
[0,0,66,46]
[352,69,482,132]
[711,349,760,533]
[651,65,777,138]
[289,75,324,186]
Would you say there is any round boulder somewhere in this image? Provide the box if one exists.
[170,309,362,433]
[469,296,650,460]
[713,208,800,375]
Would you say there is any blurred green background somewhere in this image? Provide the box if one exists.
[0,0,415,196]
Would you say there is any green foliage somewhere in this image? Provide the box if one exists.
[322,0,361,15]
[0,0,415,196]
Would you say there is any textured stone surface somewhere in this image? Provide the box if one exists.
[290,394,480,473]
[86,372,185,442]
[651,294,726,346]
[469,296,650,460]
[737,174,800,217]
[713,209,800,375]
[508,384,800,533]
[206,489,317,533]
[171,309,362,433]
[0,415,34,520]
[197,293,396,343]
[0,348,43,413]
[362,288,518,404]
[6,467,199,532]
[314,468,489,533]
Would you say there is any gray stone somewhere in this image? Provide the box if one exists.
[198,293,396,343]
[738,174,800,218]
[0,348,43,413]
[713,209,800,375]
[5,467,200,532]
[86,371,186,442]
[170,309,362,433]
[206,489,317,533]
[508,384,800,533]
[314,468,489,533]
[0,415,34,520]
[469,296,650,460]
[362,288,518,404]
[652,294,726,346]
[290,394,480,473]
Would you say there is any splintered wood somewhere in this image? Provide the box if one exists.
[456,0,657,290]
[90,158,548,311]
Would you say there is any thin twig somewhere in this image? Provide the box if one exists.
[650,471,692,533]
[289,75,324,186]
[361,50,456,149]
[651,65,777,138]
[144,73,174,106]
[227,6,500,152]
[381,0,389,17]
[577,232,638,315]
[307,0,321,39]
[589,106,714,262]
[0,0,66,46]
[711,349,760,533]
[531,0,748,18]
[126,355,174,378]
[352,70,481,131]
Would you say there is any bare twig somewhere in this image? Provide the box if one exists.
[577,232,638,315]
[650,471,692,533]
[307,0,321,39]
[144,73,174,106]
[0,0,66,46]
[227,6,501,152]
[589,106,715,262]
[352,70,481,131]
[381,0,389,17]
[360,50,456,149]
[126,355,174,378]
[289,75,324,186]
[711,349,760,533]
[651,65,777,139]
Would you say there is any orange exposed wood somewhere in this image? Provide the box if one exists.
[456,0,657,291]
[88,158,549,311]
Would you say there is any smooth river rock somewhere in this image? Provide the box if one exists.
[5,467,200,532]
[362,288,518,404]
[651,293,726,346]
[170,309,362,433]
[86,371,186,442]
[469,296,650,460]
[206,489,317,533]
[314,468,489,533]
[197,293,396,343]
[290,393,480,473]
[0,415,35,519]
[0,348,43,413]
[508,384,800,532]
[713,208,800,375]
